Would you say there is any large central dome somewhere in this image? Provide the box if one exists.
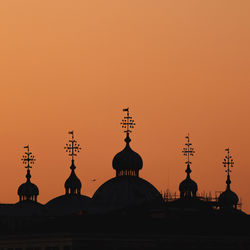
[92,108,163,213]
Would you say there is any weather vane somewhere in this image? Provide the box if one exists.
[182,134,195,166]
[64,131,81,160]
[121,108,135,135]
[22,145,36,169]
[223,148,234,174]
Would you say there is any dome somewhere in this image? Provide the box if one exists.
[92,176,163,213]
[46,194,91,215]
[64,160,82,195]
[18,169,39,202]
[179,177,198,198]
[113,134,143,177]
[218,189,239,209]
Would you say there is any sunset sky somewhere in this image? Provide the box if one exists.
[0,1,250,212]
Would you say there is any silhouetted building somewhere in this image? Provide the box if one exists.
[92,108,163,214]
[46,131,91,216]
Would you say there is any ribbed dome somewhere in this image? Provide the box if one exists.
[18,169,39,202]
[112,135,143,177]
[64,160,82,195]
[179,177,198,197]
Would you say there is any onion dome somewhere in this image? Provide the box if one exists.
[113,133,143,177]
[218,148,239,210]
[92,108,163,213]
[65,160,82,195]
[46,131,91,215]
[18,145,39,202]
[179,135,198,199]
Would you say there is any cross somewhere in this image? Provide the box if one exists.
[64,131,81,160]
[120,108,135,134]
[22,145,36,169]
[223,148,234,174]
[182,134,195,165]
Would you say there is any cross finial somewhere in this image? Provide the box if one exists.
[182,134,195,166]
[120,108,135,135]
[22,145,36,170]
[222,148,234,189]
[64,131,81,161]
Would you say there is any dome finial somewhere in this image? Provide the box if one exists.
[22,145,36,181]
[121,108,135,144]
[64,130,82,164]
[182,134,195,177]
[179,134,197,198]
[222,148,234,190]
[64,131,82,195]
[18,145,39,202]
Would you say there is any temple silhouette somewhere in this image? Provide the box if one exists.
[0,108,249,249]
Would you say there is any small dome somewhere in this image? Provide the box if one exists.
[179,177,198,198]
[218,189,239,209]
[64,160,82,195]
[92,176,163,213]
[18,170,39,202]
[112,135,143,177]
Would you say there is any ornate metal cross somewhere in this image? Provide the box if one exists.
[64,131,81,160]
[120,108,135,134]
[22,145,36,169]
[223,148,234,174]
[182,134,195,165]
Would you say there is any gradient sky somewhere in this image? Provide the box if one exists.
[0,1,250,212]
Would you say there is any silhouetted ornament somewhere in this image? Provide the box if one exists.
[46,131,91,215]
[92,108,163,213]
[218,148,239,210]
[18,145,39,202]
[179,135,198,199]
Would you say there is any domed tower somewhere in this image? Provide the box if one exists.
[218,148,239,210]
[46,131,91,215]
[18,145,39,202]
[92,108,163,213]
[113,108,143,177]
[64,131,82,195]
[179,135,198,199]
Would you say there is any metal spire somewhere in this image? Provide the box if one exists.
[182,134,195,176]
[222,148,234,189]
[64,131,81,161]
[22,145,36,170]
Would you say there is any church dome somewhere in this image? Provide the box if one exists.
[18,169,39,202]
[92,176,163,213]
[64,160,82,195]
[218,189,239,208]
[113,135,142,177]
[179,177,198,197]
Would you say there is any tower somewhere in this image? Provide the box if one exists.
[112,108,143,177]
[218,148,239,210]
[18,145,39,202]
[64,131,82,195]
[179,135,198,199]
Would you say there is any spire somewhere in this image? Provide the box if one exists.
[18,145,39,202]
[64,131,82,195]
[182,134,195,178]
[222,148,234,190]
[179,134,197,198]
[113,108,142,177]
[121,108,135,145]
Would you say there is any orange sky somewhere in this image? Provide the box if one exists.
[0,1,250,212]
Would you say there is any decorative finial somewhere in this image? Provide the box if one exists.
[222,148,234,190]
[182,134,195,176]
[22,145,36,170]
[121,108,135,144]
[64,131,81,161]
